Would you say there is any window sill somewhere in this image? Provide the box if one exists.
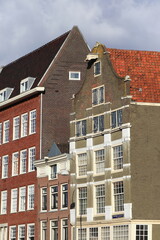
[111,169,123,174]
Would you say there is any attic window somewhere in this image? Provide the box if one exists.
[94,61,101,76]
[20,77,35,93]
[0,88,13,102]
[69,71,81,80]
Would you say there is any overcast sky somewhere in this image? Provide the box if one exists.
[0,0,160,66]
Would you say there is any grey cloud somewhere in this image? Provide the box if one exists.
[0,0,160,66]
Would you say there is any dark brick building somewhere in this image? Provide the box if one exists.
[0,26,89,240]
[69,42,160,240]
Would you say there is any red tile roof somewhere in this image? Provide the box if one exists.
[107,48,160,103]
[0,30,70,98]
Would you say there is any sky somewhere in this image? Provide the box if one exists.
[0,0,160,66]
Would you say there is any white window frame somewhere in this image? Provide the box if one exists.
[94,149,105,175]
[12,152,19,176]
[41,187,47,211]
[0,123,2,144]
[92,85,104,106]
[19,187,26,212]
[61,184,68,209]
[27,224,35,240]
[50,220,58,240]
[3,120,9,143]
[76,119,87,137]
[111,109,123,129]
[61,219,68,240]
[95,184,105,215]
[13,116,20,140]
[29,110,36,134]
[21,113,28,137]
[112,180,124,213]
[20,77,35,93]
[2,155,8,179]
[69,71,81,80]
[93,115,104,133]
[112,145,123,172]
[20,149,27,174]
[78,228,87,240]
[11,188,18,213]
[50,185,58,210]
[78,187,87,216]
[94,61,101,76]
[113,225,129,239]
[77,153,87,177]
[10,226,16,240]
[41,221,47,240]
[18,225,25,240]
[28,185,34,210]
[89,227,98,240]
[0,88,13,102]
[1,190,7,214]
[28,147,36,172]
[50,164,57,179]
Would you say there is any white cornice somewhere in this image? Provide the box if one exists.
[0,87,45,109]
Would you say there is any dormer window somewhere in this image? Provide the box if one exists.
[94,61,101,76]
[69,71,81,80]
[20,77,35,93]
[0,88,13,102]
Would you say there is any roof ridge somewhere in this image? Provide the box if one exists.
[4,30,71,68]
[107,47,160,54]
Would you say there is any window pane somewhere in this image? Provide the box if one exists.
[113,181,124,212]
[79,187,87,215]
[96,185,105,213]
[78,153,87,176]
[113,145,123,170]
[113,225,129,240]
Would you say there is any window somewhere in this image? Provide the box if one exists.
[78,153,87,176]
[0,88,13,102]
[78,228,87,240]
[27,224,35,240]
[20,150,27,174]
[13,116,20,140]
[28,147,36,172]
[101,227,110,240]
[51,164,57,179]
[18,225,25,240]
[3,120,9,143]
[62,184,68,208]
[76,120,86,137]
[0,123,2,144]
[41,187,47,211]
[136,225,148,240]
[113,145,123,171]
[11,188,18,213]
[51,186,58,210]
[111,109,122,128]
[62,219,68,240]
[28,185,34,210]
[92,86,104,105]
[1,190,7,214]
[20,77,35,93]
[21,113,28,137]
[41,221,47,240]
[19,187,26,211]
[95,184,105,214]
[89,228,98,240]
[51,220,58,240]
[29,110,36,134]
[113,225,129,240]
[93,115,104,133]
[12,152,19,176]
[94,61,101,76]
[95,149,105,174]
[10,226,16,240]
[113,181,124,212]
[79,187,87,215]
[69,71,81,80]
[2,155,8,178]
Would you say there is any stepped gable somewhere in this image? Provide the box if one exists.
[0,30,70,98]
[107,47,160,103]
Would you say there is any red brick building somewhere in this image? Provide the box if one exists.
[34,150,71,240]
[0,26,89,240]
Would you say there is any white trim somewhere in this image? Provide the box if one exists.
[40,93,43,159]
[0,87,44,109]
[27,185,35,210]
[18,224,25,240]
[19,186,26,212]
[27,223,35,240]
[69,71,81,80]
[131,101,160,106]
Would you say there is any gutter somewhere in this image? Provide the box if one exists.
[0,87,45,109]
